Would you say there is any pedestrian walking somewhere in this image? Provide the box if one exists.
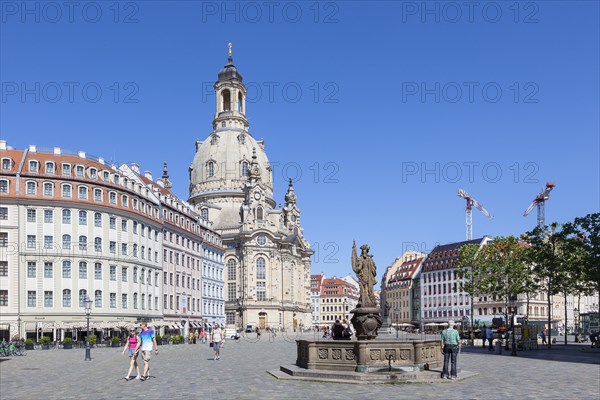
[200,329,207,344]
[211,323,223,360]
[135,321,158,381]
[541,329,547,345]
[122,328,141,381]
[440,320,461,380]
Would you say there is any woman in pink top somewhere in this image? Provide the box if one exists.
[122,329,141,380]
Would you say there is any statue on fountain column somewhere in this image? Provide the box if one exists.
[350,241,382,340]
[351,241,377,307]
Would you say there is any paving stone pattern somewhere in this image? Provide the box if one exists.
[1,333,599,400]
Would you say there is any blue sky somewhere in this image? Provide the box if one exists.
[2,1,599,282]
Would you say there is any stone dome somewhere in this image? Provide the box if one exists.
[218,62,244,83]
[189,129,273,201]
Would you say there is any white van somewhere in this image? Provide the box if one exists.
[224,328,240,340]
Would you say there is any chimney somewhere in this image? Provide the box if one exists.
[131,163,140,173]
[78,151,86,159]
[0,141,6,151]
[144,170,153,181]
[53,147,61,155]
[29,145,37,152]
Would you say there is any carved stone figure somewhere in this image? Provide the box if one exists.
[351,241,377,307]
[350,241,382,340]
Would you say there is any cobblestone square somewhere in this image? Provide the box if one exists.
[1,334,599,400]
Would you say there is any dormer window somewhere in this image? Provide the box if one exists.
[45,162,55,174]
[1,158,12,171]
[29,160,39,172]
[62,163,71,176]
[89,168,97,179]
[102,171,109,181]
[76,165,84,177]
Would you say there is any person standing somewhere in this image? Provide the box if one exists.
[135,321,158,381]
[486,326,494,351]
[440,320,461,380]
[122,329,141,380]
[481,325,487,348]
[211,323,223,360]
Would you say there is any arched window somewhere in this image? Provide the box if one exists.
[94,237,102,252]
[78,186,87,199]
[62,209,71,223]
[241,161,249,177]
[207,161,215,178]
[94,212,102,227]
[222,89,231,111]
[256,257,266,279]
[78,235,87,250]
[62,234,71,250]
[63,289,71,307]
[79,210,87,225]
[95,290,102,307]
[1,158,12,171]
[201,208,209,220]
[62,260,71,278]
[238,91,243,113]
[79,289,87,307]
[227,259,236,281]
[256,207,263,221]
[62,184,72,197]
[43,182,53,196]
[26,181,36,195]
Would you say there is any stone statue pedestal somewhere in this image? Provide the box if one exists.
[294,338,442,373]
[350,307,383,340]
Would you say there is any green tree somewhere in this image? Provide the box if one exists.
[522,223,568,348]
[456,243,482,330]
[457,237,528,336]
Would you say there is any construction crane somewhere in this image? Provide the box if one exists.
[458,189,494,241]
[523,182,556,227]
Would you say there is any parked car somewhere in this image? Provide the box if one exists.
[224,328,240,340]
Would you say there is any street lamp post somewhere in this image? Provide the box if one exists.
[84,295,92,361]
[573,308,579,343]
[395,306,399,339]
[510,294,517,356]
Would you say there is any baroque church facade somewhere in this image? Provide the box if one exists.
[188,47,313,331]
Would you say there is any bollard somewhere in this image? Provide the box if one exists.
[495,340,502,354]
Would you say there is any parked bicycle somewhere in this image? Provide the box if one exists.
[0,340,26,356]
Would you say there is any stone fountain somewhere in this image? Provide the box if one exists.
[277,242,443,382]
